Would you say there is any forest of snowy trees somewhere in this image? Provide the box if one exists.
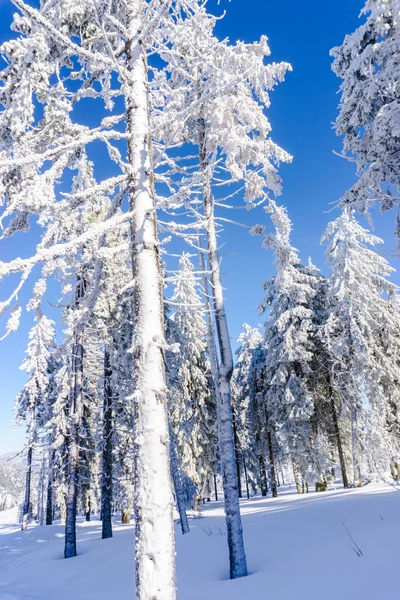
[0,0,399,599]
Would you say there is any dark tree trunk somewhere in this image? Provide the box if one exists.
[267,427,278,498]
[65,276,85,559]
[46,451,54,526]
[213,474,218,501]
[259,456,268,497]
[169,426,189,535]
[85,498,91,522]
[101,347,113,540]
[21,444,33,531]
[330,394,349,488]
[231,407,242,498]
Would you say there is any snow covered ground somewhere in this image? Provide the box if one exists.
[0,482,399,600]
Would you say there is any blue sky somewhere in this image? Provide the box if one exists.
[0,0,398,453]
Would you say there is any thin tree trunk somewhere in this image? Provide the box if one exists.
[213,474,218,501]
[199,121,247,580]
[169,426,189,535]
[232,408,242,498]
[259,455,268,497]
[125,10,176,598]
[65,276,84,559]
[243,456,250,500]
[101,347,113,540]
[121,509,131,524]
[267,427,278,498]
[350,399,362,487]
[85,498,91,522]
[330,394,349,488]
[21,444,33,531]
[39,455,46,526]
[46,451,54,526]
[292,457,302,494]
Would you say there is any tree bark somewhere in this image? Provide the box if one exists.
[243,456,250,500]
[65,276,84,558]
[125,7,176,597]
[232,408,242,498]
[292,457,302,495]
[121,509,131,524]
[46,451,54,526]
[101,347,113,540]
[169,426,190,535]
[21,444,33,531]
[213,474,218,501]
[199,123,247,580]
[350,399,362,487]
[259,455,268,497]
[330,394,349,488]
[267,427,278,498]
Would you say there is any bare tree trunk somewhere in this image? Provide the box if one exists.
[330,394,349,488]
[169,426,189,535]
[213,474,218,501]
[121,509,131,524]
[350,399,362,487]
[259,455,268,497]
[38,455,46,526]
[125,8,176,597]
[65,276,85,558]
[21,443,33,531]
[85,498,91,522]
[232,408,242,498]
[267,427,278,498]
[291,457,302,495]
[101,347,113,540]
[243,456,250,500]
[199,123,247,579]
[46,451,54,526]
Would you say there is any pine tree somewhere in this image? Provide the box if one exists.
[257,201,318,491]
[331,1,400,234]
[15,312,55,530]
[167,253,217,503]
[322,208,400,485]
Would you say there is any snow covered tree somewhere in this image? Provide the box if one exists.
[152,7,292,576]
[257,201,319,492]
[167,253,217,503]
[331,1,400,235]
[322,208,400,485]
[15,312,55,530]
[232,324,264,498]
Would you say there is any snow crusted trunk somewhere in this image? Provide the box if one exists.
[169,425,190,535]
[259,455,268,496]
[199,126,247,580]
[65,277,85,558]
[38,456,46,526]
[101,347,113,540]
[125,5,176,598]
[21,443,33,531]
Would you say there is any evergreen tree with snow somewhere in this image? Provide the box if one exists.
[167,253,217,502]
[331,1,400,235]
[257,201,319,492]
[15,312,55,530]
[322,208,400,485]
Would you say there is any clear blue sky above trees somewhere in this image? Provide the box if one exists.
[0,0,397,452]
